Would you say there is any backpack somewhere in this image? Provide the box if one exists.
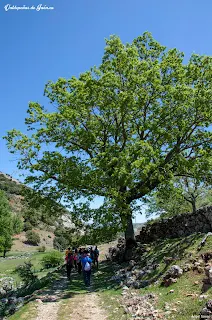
[84,261,91,271]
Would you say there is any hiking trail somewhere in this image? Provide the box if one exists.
[34,272,108,320]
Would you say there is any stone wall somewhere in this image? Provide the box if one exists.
[136,206,212,243]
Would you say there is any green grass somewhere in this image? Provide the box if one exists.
[8,301,37,320]
[5,233,212,320]
[137,233,212,320]
[0,251,58,285]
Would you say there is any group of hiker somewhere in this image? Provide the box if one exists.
[65,246,99,286]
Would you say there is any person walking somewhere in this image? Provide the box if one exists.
[93,246,99,269]
[73,249,78,270]
[90,247,94,261]
[77,249,82,274]
[65,252,74,280]
[81,250,92,287]
[65,247,71,256]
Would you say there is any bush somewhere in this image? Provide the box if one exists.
[12,215,23,234]
[53,236,68,251]
[15,261,37,284]
[37,245,46,252]
[42,251,63,269]
[23,221,33,231]
[25,230,40,246]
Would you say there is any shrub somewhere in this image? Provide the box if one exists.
[12,215,23,234]
[15,261,37,284]
[25,230,40,246]
[48,234,52,238]
[37,245,46,252]
[53,235,68,251]
[23,221,33,231]
[42,251,63,269]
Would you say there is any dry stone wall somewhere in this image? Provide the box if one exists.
[136,206,212,243]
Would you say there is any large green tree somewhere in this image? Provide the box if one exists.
[0,191,13,257]
[5,33,212,247]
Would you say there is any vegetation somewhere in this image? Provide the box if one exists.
[41,250,63,268]
[0,191,13,257]
[15,261,37,284]
[25,230,41,246]
[0,173,69,230]
[145,177,212,218]
[12,214,23,234]
[23,221,33,231]
[138,233,212,320]
[53,235,69,251]
[0,251,56,285]
[5,32,212,246]
[0,174,23,196]
[37,245,46,252]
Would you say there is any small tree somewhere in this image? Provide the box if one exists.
[12,214,23,234]
[15,261,37,284]
[53,235,68,251]
[42,251,63,268]
[0,191,13,257]
[23,221,33,231]
[25,230,40,246]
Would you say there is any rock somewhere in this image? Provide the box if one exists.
[200,300,212,319]
[163,278,177,287]
[127,260,136,271]
[122,291,164,319]
[122,286,129,290]
[207,300,212,311]
[35,299,43,303]
[204,265,212,285]
[197,266,204,273]
[162,265,183,286]
[183,263,192,272]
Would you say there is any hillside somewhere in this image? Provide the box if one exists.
[0,171,74,251]
[0,171,73,226]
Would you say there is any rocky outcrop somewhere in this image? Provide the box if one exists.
[136,206,212,243]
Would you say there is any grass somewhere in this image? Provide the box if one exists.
[5,233,212,320]
[0,251,58,285]
[7,302,38,320]
[137,233,212,320]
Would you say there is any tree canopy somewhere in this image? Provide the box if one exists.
[5,32,212,240]
[0,190,13,256]
[145,177,212,218]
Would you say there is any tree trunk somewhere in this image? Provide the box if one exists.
[191,200,196,214]
[124,214,136,261]
[125,215,135,241]
[3,250,6,258]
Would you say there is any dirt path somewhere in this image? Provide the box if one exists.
[59,292,107,320]
[36,302,59,320]
[35,274,68,320]
[34,271,107,320]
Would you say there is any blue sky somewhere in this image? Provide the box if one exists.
[0,0,212,222]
